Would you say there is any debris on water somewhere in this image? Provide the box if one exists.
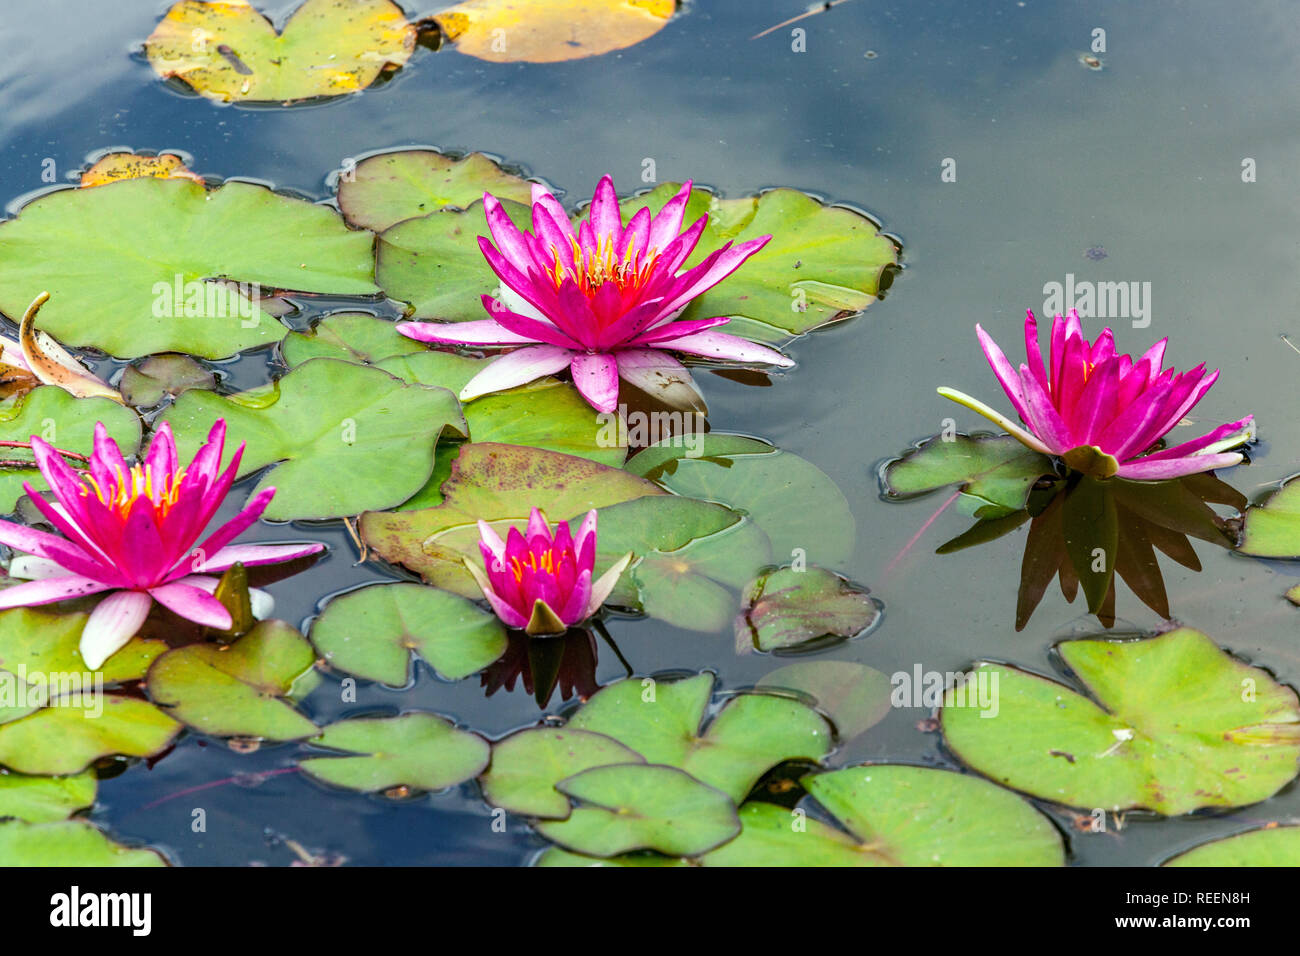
[1084,245,1107,261]
[1081,54,1103,70]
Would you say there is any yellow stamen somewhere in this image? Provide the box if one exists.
[79,464,187,519]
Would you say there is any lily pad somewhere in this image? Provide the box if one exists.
[0,771,96,823]
[940,628,1300,814]
[463,380,627,467]
[737,565,879,652]
[1163,825,1300,866]
[0,178,378,359]
[882,434,1056,518]
[0,694,180,775]
[700,765,1064,866]
[534,846,688,867]
[535,764,740,858]
[569,674,833,803]
[281,312,424,366]
[145,0,417,103]
[480,728,645,819]
[0,607,167,687]
[756,661,893,739]
[164,358,464,520]
[434,0,676,63]
[0,820,165,866]
[299,713,489,792]
[338,150,533,232]
[0,386,141,513]
[146,621,318,741]
[1238,479,1300,558]
[80,151,203,188]
[310,583,506,685]
[618,184,898,343]
[627,435,854,568]
[359,442,663,595]
[119,354,216,407]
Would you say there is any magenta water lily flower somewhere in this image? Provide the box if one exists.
[0,419,323,669]
[939,309,1254,480]
[465,508,633,636]
[397,175,794,413]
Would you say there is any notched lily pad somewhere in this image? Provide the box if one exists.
[145,0,417,103]
[0,770,96,823]
[434,0,676,64]
[737,565,879,652]
[480,728,645,819]
[882,433,1056,518]
[0,820,166,866]
[298,713,489,793]
[940,628,1300,814]
[1239,478,1300,558]
[310,582,506,685]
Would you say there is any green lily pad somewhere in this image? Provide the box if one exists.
[0,387,142,513]
[310,583,506,685]
[281,312,424,366]
[534,846,689,867]
[535,764,740,858]
[0,694,180,774]
[120,354,216,408]
[0,607,166,687]
[145,0,417,103]
[0,771,96,823]
[164,358,464,520]
[0,178,379,359]
[299,713,489,792]
[0,820,166,866]
[569,674,833,803]
[480,728,645,819]
[882,433,1056,518]
[1163,825,1300,866]
[338,150,533,232]
[756,661,893,739]
[376,199,533,320]
[737,565,878,652]
[359,442,664,596]
[462,380,627,467]
[1239,479,1300,558]
[627,435,854,569]
[146,621,318,741]
[618,184,898,343]
[700,765,1064,866]
[940,628,1300,814]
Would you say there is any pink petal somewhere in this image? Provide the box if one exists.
[148,580,233,629]
[570,352,621,413]
[79,590,153,670]
[0,574,113,610]
[459,345,575,402]
[1134,416,1254,463]
[656,329,794,367]
[647,181,694,251]
[397,316,537,347]
[193,542,325,573]
[975,324,1031,423]
[586,175,622,240]
[1115,453,1244,481]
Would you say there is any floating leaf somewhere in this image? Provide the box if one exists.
[1163,825,1300,866]
[146,621,318,741]
[535,846,688,867]
[569,674,832,803]
[145,0,417,103]
[882,433,1056,518]
[619,183,897,343]
[359,442,664,595]
[940,628,1300,814]
[434,0,675,63]
[463,380,627,467]
[0,387,141,513]
[310,582,506,685]
[0,607,167,687]
[700,765,1064,866]
[0,694,180,775]
[1239,479,1300,558]
[0,820,166,866]
[0,771,96,823]
[756,661,893,739]
[0,178,379,358]
[628,435,854,568]
[737,566,879,652]
[299,713,489,792]
[338,150,533,232]
[480,728,645,819]
[281,312,423,366]
[120,354,216,407]
[80,151,203,188]
[164,358,464,520]
[536,764,740,857]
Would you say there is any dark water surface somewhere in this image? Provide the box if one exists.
[2,0,1299,865]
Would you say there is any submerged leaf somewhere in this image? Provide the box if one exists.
[737,565,878,652]
[119,354,216,407]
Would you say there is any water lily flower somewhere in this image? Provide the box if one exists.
[940,309,1254,480]
[465,508,633,636]
[397,176,794,413]
[0,419,323,668]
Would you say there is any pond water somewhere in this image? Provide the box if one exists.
[2,0,1299,866]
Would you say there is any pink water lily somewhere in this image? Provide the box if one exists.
[0,419,323,668]
[939,309,1254,480]
[397,175,794,413]
[465,508,633,636]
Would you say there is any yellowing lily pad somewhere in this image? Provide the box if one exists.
[299,713,489,792]
[0,771,96,823]
[145,0,417,103]
[434,0,676,64]
[80,151,204,188]
[0,820,166,866]
[941,628,1300,814]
